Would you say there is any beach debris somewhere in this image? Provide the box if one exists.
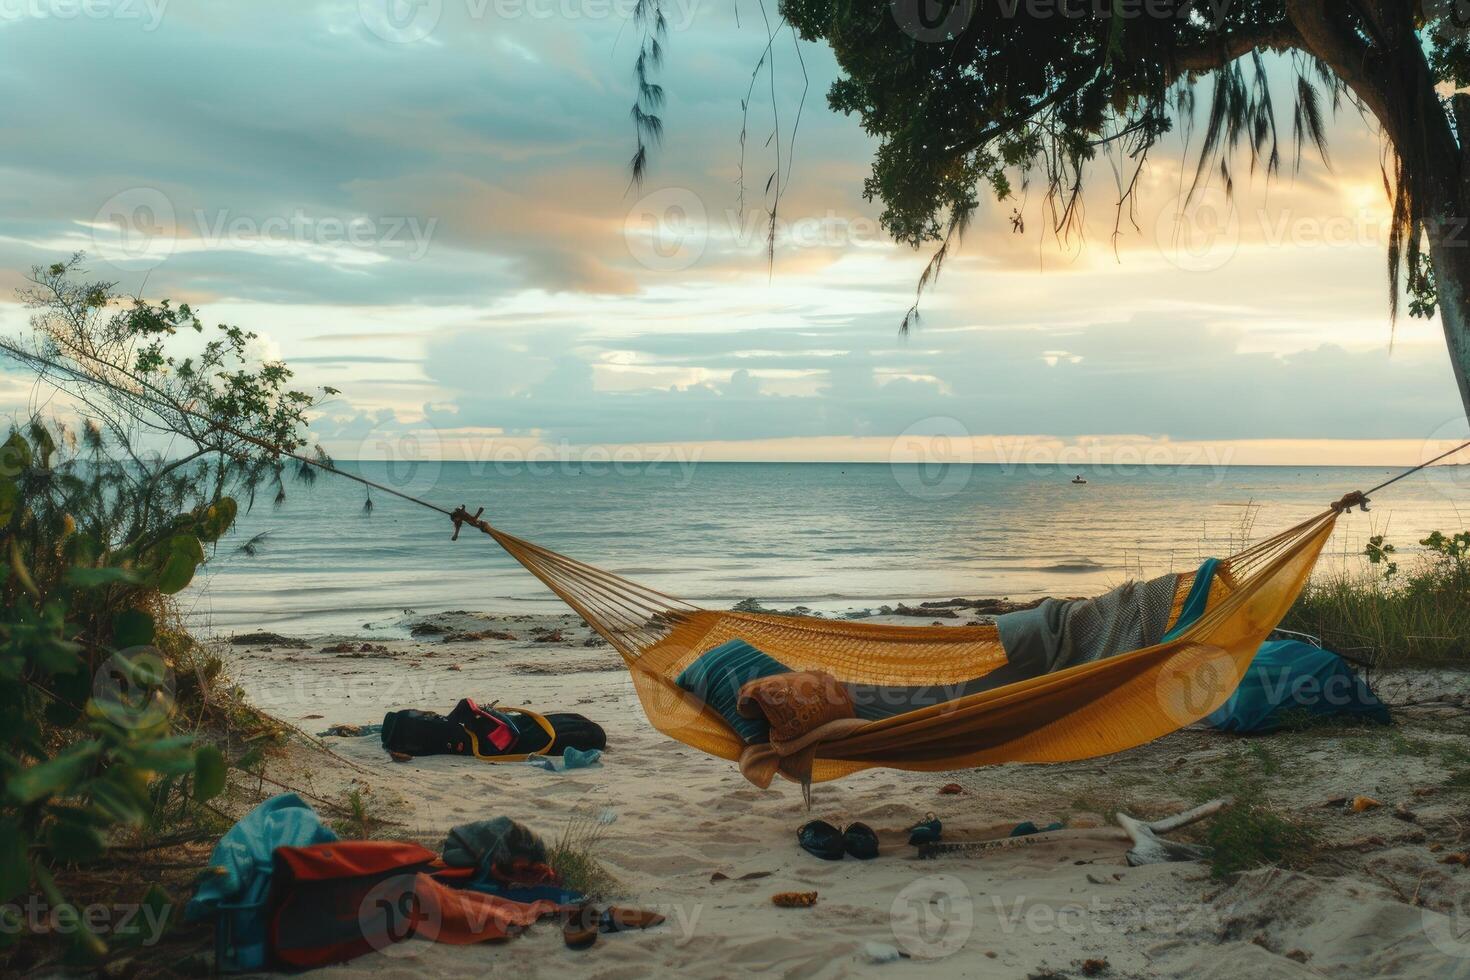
[1392,803,1417,823]
[1349,796,1383,812]
[1286,949,1311,964]
[907,813,942,846]
[447,664,462,671]
[709,870,772,883]
[303,713,323,720]
[896,604,958,618]
[861,941,908,964]
[909,803,1228,863]
[732,599,818,618]
[583,636,607,647]
[771,891,818,908]
[1441,852,1470,866]
[230,631,309,648]
[938,783,964,795]
[410,621,451,636]
[389,751,412,762]
[534,629,566,643]
[443,629,516,642]
[1010,820,1065,838]
[925,597,1052,614]
[321,724,363,737]
[1080,958,1110,976]
[322,641,390,655]
[1119,798,1233,866]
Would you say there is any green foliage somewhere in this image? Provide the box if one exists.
[0,259,333,962]
[1285,530,1470,666]
[773,1,1349,306]
[1184,742,1318,879]
[1203,798,1317,880]
[633,4,1463,330]
[1364,534,1398,582]
[0,427,228,960]
[2,255,335,522]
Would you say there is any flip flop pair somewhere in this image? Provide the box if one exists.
[562,905,666,950]
[797,820,879,860]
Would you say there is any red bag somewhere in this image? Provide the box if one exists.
[268,841,436,968]
[448,698,516,752]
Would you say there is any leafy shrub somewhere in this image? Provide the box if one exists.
[0,256,333,962]
[1285,529,1470,666]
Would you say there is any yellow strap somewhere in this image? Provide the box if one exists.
[462,706,557,763]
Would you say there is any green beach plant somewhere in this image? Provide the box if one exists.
[1284,530,1470,666]
[0,256,334,964]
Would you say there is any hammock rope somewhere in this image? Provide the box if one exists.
[8,342,1470,785]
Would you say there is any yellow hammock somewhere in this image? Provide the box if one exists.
[444,495,1356,788]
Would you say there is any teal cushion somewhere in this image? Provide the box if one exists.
[675,639,790,743]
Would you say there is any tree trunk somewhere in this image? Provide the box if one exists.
[1428,220,1470,424]
[1286,0,1470,422]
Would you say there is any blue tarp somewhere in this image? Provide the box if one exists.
[1164,557,1390,733]
[1206,639,1391,733]
[184,792,338,972]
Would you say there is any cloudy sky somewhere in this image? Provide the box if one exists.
[1,0,1466,465]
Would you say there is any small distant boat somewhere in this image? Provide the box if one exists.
[1071,475,1088,485]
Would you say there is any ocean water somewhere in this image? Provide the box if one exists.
[182,461,1470,635]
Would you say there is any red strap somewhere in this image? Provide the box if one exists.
[464,698,515,752]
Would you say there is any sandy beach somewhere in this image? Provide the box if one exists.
[214,609,1470,979]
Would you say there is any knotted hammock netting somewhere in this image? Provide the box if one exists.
[450,501,1340,786]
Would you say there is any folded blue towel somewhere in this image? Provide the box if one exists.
[674,638,790,743]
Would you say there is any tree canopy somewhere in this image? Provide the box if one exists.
[774,1,1466,323]
[629,1,1470,416]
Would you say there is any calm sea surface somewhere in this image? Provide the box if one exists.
[183,461,1470,635]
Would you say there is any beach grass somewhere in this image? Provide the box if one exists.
[1283,531,1470,667]
[547,810,621,901]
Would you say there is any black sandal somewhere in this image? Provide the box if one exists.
[797,820,845,860]
[843,822,879,859]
